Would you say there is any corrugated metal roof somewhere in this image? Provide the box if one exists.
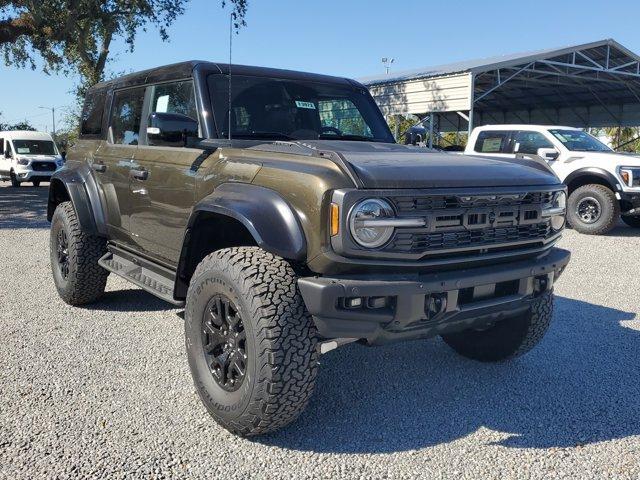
[360,39,639,86]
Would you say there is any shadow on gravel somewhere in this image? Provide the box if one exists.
[259,296,639,453]
[0,183,50,229]
[87,289,177,312]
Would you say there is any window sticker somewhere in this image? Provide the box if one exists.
[482,137,503,152]
[295,100,316,110]
[155,95,170,113]
[16,147,30,154]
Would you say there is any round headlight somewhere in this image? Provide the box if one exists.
[349,198,395,248]
[551,191,566,230]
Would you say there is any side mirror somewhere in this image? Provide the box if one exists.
[537,147,559,161]
[4,149,12,159]
[147,112,199,147]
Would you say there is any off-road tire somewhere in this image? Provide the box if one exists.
[185,247,319,436]
[32,180,41,187]
[9,170,19,187]
[621,215,640,228]
[441,290,554,362]
[50,201,109,305]
[567,184,619,235]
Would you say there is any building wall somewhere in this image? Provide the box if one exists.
[368,73,472,116]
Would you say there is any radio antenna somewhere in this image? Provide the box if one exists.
[228,11,233,141]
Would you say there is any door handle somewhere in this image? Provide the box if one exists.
[92,163,107,173]
[130,169,148,180]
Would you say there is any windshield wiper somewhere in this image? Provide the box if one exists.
[233,131,297,141]
[318,134,379,142]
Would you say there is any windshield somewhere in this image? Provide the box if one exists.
[208,75,395,143]
[12,139,58,156]
[549,129,612,152]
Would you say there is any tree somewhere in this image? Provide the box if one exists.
[0,1,248,95]
[0,113,36,131]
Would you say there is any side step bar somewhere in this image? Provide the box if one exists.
[98,245,184,306]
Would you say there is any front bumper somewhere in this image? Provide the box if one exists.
[620,191,640,214]
[298,247,570,345]
[13,168,54,181]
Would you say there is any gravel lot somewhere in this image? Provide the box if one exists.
[1,182,639,479]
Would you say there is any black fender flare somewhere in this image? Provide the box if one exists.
[186,182,306,259]
[564,167,622,193]
[174,183,307,299]
[47,165,107,236]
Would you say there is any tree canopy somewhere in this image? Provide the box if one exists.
[0,0,247,93]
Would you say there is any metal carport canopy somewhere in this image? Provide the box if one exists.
[360,39,640,134]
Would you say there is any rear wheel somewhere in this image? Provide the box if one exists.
[50,201,109,305]
[441,291,553,362]
[9,170,19,187]
[621,215,640,228]
[185,247,318,436]
[567,184,619,235]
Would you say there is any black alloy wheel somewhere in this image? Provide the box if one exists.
[202,295,247,392]
[56,228,70,279]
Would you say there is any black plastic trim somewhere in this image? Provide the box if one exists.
[564,167,622,192]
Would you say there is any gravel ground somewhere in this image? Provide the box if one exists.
[1,183,639,479]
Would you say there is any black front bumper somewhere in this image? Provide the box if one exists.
[298,247,570,345]
[620,192,640,214]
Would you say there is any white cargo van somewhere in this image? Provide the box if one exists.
[465,125,640,234]
[0,130,64,187]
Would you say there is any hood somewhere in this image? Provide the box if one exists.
[565,151,640,167]
[299,141,559,189]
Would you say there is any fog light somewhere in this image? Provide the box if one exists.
[345,297,362,309]
[367,296,387,309]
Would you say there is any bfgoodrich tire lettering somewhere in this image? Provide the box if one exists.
[50,201,109,305]
[441,290,554,362]
[567,184,619,235]
[185,247,318,436]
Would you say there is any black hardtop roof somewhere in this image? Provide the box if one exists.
[89,61,358,92]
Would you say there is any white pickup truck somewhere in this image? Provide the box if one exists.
[0,130,64,187]
[465,125,640,234]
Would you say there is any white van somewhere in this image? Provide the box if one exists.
[0,130,64,187]
[465,125,640,234]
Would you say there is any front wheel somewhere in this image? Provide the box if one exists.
[621,215,640,228]
[10,170,20,187]
[185,247,318,436]
[441,291,553,362]
[567,184,619,235]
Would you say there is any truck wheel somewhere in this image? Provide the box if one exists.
[9,170,20,187]
[441,291,553,362]
[621,215,640,228]
[567,184,619,235]
[50,201,109,305]
[185,247,318,436]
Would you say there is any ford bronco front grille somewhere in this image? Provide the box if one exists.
[382,191,556,257]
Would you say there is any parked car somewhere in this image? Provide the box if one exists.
[465,125,640,234]
[47,61,570,436]
[0,130,64,187]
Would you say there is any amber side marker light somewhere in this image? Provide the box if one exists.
[330,203,340,236]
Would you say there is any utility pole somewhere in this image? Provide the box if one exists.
[38,106,56,140]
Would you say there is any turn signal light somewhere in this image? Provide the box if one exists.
[330,203,339,236]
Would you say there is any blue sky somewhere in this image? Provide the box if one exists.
[1,0,639,130]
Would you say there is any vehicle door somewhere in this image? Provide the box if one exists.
[469,130,516,158]
[128,79,203,265]
[0,137,6,175]
[94,86,146,248]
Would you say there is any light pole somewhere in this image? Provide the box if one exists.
[38,106,56,140]
[382,57,395,75]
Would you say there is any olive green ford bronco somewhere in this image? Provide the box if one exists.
[48,61,570,436]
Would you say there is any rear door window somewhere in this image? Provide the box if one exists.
[110,87,146,145]
[513,131,554,154]
[474,131,513,153]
